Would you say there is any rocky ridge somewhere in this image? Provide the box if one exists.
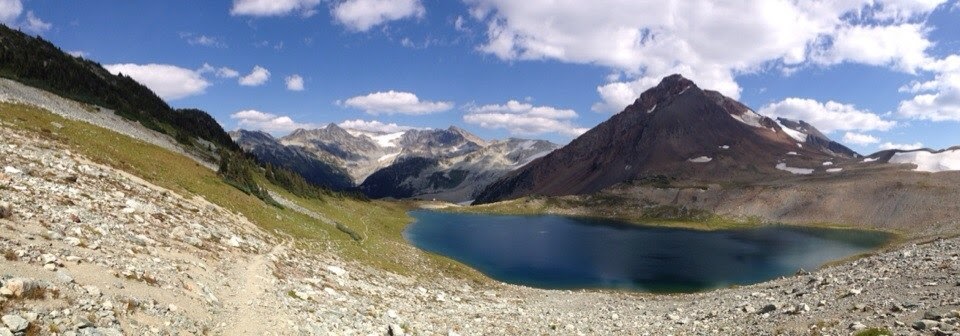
[2,98,960,335]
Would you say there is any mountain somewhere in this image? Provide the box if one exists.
[0,24,236,152]
[237,124,559,202]
[229,130,355,190]
[474,74,859,204]
[360,137,558,201]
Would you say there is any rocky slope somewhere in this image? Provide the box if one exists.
[474,74,859,204]
[2,120,960,335]
[235,125,558,202]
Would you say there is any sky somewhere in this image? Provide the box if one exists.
[2,0,960,153]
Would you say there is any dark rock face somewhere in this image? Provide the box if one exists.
[474,74,859,204]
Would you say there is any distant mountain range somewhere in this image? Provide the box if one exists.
[232,125,558,202]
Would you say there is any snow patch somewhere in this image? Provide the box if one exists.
[371,132,404,148]
[787,151,799,156]
[688,156,712,163]
[647,104,657,113]
[378,152,400,163]
[678,85,692,95]
[826,168,843,173]
[731,110,765,128]
[719,145,730,150]
[889,149,960,173]
[776,163,814,175]
[822,162,834,166]
[862,157,878,163]
[776,120,808,142]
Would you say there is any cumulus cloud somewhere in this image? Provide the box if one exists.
[337,119,418,133]
[0,0,22,24]
[758,98,896,133]
[842,132,881,146]
[333,0,424,32]
[463,100,588,137]
[230,0,320,17]
[898,55,960,121]
[285,74,305,91]
[879,142,925,150]
[104,63,211,101]
[341,90,452,115]
[230,110,316,133]
[464,0,950,113]
[239,66,271,86]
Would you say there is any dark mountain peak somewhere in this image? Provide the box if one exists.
[627,74,700,115]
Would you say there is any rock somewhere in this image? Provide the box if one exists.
[849,322,866,330]
[64,237,82,246]
[84,285,101,297]
[1,279,26,297]
[387,309,398,319]
[1,315,27,332]
[914,320,941,330]
[925,310,946,320]
[44,263,57,271]
[0,202,11,219]
[0,327,11,336]
[846,288,862,296]
[226,236,243,247]
[56,271,75,284]
[388,324,405,336]
[742,305,757,313]
[326,265,347,277]
[2,166,20,175]
[758,303,780,314]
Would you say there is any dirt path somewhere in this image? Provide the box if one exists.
[221,241,295,335]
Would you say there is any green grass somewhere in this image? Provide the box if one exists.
[0,102,485,282]
[854,328,892,336]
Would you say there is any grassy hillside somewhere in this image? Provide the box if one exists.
[0,102,484,280]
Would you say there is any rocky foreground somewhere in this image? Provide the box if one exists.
[1,123,959,336]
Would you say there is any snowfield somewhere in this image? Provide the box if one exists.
[776,163,814,175]
[889,149,960,173]
[688,156,713,163]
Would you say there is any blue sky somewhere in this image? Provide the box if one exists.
[3,0,960,153]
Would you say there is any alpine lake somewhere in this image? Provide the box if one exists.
[404,211,892,293]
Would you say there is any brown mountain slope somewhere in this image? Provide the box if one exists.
[474,74,857,204]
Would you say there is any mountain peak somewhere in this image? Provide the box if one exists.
[658,74,695,89]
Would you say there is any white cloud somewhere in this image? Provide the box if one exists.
[285,74,305,91]
[341,90,452,115]
[810,23,932,73]
[464,0,949,113]
[758,98,896,133]
[230,0,320,17]
[180,32,227,48]
[104,63,211,101]
[463,100,587,137]
[199,64,241,79]
[879,142,925,150]
[333,0,425,32]
[0,0,22,24]
[22,11,50,33]
[842,132,881,146]
[338,119,418,133]
[230,110,316,133]
[898,55,960,121]
[239,65,271,86]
